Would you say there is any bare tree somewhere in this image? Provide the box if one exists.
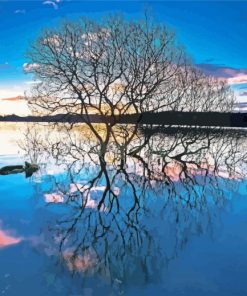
[19,14,243,293]
[25,13,234,126]
[20,122,247,291]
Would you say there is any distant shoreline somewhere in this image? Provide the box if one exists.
[0,112,247,128]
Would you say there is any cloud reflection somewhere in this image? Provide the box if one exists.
[0,229,22,249]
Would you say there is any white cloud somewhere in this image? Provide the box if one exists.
[23,63,40,73]
[43,34,61,47]
[24,80,42,85]
[43,1,58,10]
[14,9,26,14]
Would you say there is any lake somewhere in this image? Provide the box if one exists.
[0,122,247,295]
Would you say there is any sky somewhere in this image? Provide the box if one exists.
[0,0,247,115]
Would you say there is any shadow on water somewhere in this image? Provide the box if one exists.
[6,123,247,294]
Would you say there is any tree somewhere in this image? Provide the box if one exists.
[25,13,234,125]
[20,122,246,289]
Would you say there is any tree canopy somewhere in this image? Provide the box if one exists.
[25,14,234,122]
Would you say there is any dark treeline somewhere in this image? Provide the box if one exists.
[1,111,247,128]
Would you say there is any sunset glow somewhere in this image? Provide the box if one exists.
[1,1,247,295]
[0,229,22,248]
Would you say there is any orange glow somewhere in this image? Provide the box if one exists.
[0,229,22,248]
[1,96,23,102]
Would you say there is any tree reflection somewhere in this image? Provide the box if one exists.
[20,123,247,291]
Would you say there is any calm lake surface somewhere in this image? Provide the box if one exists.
[0,122,247,295]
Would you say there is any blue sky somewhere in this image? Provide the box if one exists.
[1,0,247,104]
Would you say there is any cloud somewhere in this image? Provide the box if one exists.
[197,63,247,85]
[1,96,23,102]
[24,80,42,85]
[0,229,22,248]
[23,62,40,73]
[197,63,247,78]
[14,9,26,14]
[42,0,59,10]
[228,75,247,85]
[239,91,247,97]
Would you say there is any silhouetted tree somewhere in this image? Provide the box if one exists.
[20,122,247,292]
[25,13,234,128]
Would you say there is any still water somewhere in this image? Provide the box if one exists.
[0,123,247,295]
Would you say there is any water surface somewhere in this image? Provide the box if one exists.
[0,123,247,295]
